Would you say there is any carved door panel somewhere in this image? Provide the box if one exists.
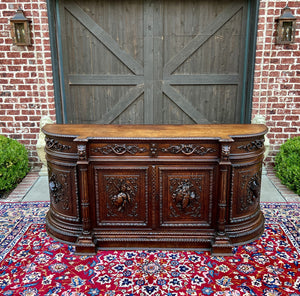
[47,162,80,222]
[93,166,150,228]
[158,166,217,228]
[54,0,253,124]
[230,162,262,222]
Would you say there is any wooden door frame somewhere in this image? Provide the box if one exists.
[46,0,260,124]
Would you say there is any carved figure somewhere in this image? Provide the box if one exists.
[241,173,261,212]
[221,145,231,161]
[49,179,60,194]
[172,181,195,210]
[111,181,132,212]
[48,172,70,210]
[77,144,87,160]
[248,178,260,201]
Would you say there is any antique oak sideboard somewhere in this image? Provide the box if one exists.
[43,124,267,255]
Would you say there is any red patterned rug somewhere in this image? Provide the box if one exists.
[0,202,299,296]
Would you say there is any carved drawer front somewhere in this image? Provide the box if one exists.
[45,137,76,154]
[94,166,149,227]
[90,143,149,157]
[231,137,265,155]
[158,167,215,228]
[159,143,218,157]
[230,162,262,222]
[47,163,80,222]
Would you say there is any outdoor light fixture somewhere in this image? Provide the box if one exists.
[10,8,31,46]
[276,6,297,45]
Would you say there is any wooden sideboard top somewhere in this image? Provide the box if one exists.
[43,124,267,140]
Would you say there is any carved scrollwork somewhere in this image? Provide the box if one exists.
[48,172,69,210]
[238,139,265,152]
[105,177,138,217]
[169,178,202,218]
[45,137,71,152]
[92,144,147,155]
[161,144,216,156]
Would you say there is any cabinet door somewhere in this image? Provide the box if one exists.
[158,166,217,229]
[230,162,262,222]
[93,165,150,228]
[47,162,80,222]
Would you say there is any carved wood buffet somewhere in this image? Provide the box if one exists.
[43,124,267,255]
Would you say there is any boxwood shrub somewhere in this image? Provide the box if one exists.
[274,136,300,195]
[0,135,30,196]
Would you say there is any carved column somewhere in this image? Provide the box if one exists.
[211,140,233,255]
[75,139,96,255]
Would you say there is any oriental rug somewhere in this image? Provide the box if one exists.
[0,202,299,296]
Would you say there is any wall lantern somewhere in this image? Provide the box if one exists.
[276,6,297,45]
[10,8,31,46]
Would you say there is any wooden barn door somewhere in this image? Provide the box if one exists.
[55,0,253,124]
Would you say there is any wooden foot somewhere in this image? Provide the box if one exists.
[75,234,97,255]
[211,233,232,256]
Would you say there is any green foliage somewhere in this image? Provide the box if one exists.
[0,135,30,195]
[275,136,300,195]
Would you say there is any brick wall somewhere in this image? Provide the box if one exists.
[0,0,299,169]
[253,0,300,167]
[0,0,56,168]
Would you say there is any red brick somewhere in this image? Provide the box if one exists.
[280,84,293,90]
[6,110,20,115]
[0,59,12,65]
[6,52,21,58]
[0,116,13,121]
[18,139,31,145]
[15,73,30,78]
[22,110,35,115]
[10,134,22,139]
[276,64,290,70]
[8,66,22,71]
[285,115,299,121]
[22,122,35,127]
[292,109,300,114]
[1,103,14,109]
[290,78,300,83]
[25,79,38,84]
[7,122,20,127]
[281,58,296,64]
[29,116,41,121]
[20,98,34,103]
[15,116,28,121]
[10,79,25,84]
[23,134,37,139]
[276,51,293,57]
[269,127,283,133]
[276,121,290,127]
[30,128,40,133]
[284,128,298,133]
[18,85,32,90]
